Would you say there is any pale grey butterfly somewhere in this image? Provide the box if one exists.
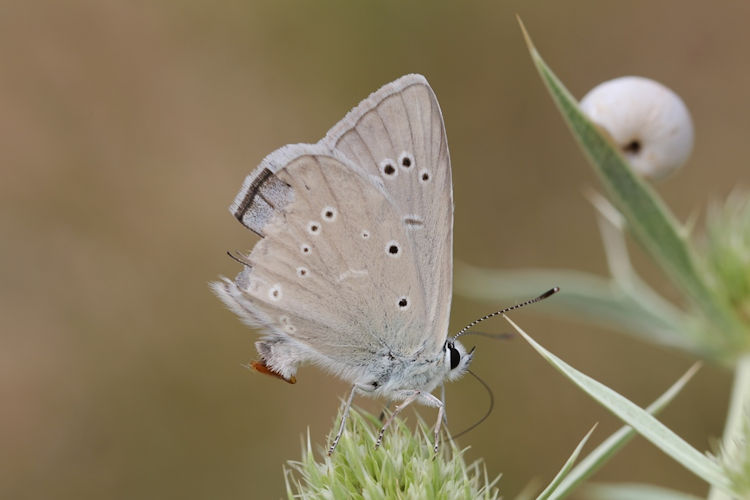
[211,74,555,454]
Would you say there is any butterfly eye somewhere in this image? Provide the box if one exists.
[419,169,431,183]
[449,345,460,370]
[397,296,409,310]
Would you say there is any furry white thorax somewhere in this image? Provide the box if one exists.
[272,339,474,401]
[356,339,474,401]
[239,315,476,403]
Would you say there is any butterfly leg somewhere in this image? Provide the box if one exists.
[412,392,446,453]
[433,402,446,453]
[378,401,393,423]
[440,383,448,425]
[328,385,358,456]
[375,391,420,449]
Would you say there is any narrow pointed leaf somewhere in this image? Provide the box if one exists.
[455,263,690,351]
[518,18,745,351]
[549,363,701,499]
[503,314,730,491]
[537,424,597,500]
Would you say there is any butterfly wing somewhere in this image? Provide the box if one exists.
[324,74,453,357]
[212,75,453,382]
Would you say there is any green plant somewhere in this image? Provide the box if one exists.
[450,19,750,499]
[285,408,501,500]
[284,20,750,500]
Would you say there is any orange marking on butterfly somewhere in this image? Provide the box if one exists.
[250,360,297,384]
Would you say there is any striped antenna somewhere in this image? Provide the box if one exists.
[452,287,560,340]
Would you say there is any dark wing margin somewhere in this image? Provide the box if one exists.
[230,167,294,237]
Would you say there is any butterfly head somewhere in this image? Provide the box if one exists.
[443,339,474,381]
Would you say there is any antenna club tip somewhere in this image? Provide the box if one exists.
[453,286,559,340]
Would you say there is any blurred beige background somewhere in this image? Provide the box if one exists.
[3,1,748,498]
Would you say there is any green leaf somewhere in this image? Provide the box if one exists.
[537,424,597,500]
[583,483,703,500]
[454,263,693,352]
[517,18,745,354]
[502,313,731,492]
[548,363,701,499]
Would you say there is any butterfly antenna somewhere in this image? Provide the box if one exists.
[449,369,494,440]
[452,287,559,340]
[227,250,252,268]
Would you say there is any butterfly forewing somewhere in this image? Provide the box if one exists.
[324,74,453,356]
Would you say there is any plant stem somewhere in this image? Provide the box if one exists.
[708,354,750,499]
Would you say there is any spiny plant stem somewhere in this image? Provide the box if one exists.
[709,354,750,500]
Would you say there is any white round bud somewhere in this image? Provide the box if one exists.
[579,76,694,180]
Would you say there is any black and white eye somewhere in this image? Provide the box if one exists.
[399,152,414,169]
[419,169,431,183]
[380,159,397,177]
[448,344,460,370]
[300,243,311,255]
[296,267,309,278]
[361,230,370,239]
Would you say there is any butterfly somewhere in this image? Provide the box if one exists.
[211,74,473,454]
